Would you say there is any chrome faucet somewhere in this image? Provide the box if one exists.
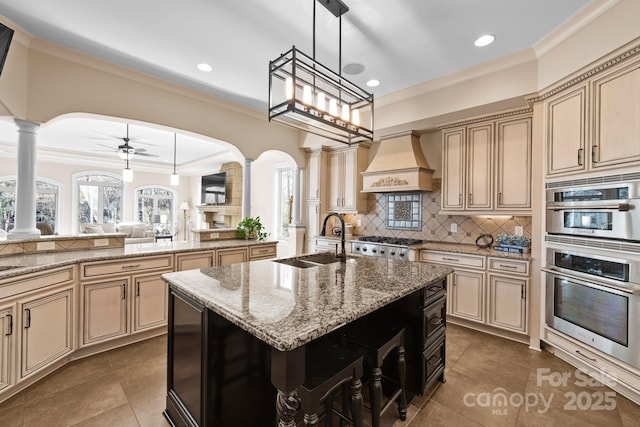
[320,212,345,258]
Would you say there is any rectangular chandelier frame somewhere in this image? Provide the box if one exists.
[269,46,374,145]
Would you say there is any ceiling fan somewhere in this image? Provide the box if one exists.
[93,123,159,159]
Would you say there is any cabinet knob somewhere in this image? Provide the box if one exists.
[24,309,31,329]
[577,148,584,166]
[5,314,12,336]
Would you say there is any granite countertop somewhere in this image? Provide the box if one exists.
[416,241,531,261]
[162,257,452,352]
[0,239,276,280]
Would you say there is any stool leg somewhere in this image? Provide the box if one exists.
[350,378,364,427]
[340,383,349,427]
[304,412,319,427]
[397,345,408,421]
[370,367,382,427]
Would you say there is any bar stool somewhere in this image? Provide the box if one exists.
[341,317,407,427]
[298,340,364,427]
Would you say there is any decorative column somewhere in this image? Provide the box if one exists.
[8,119,41,240]
[288,166,306,256]
[242,159,253,219]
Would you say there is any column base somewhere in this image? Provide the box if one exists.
[7,229,41,240]
[287,224,306,256]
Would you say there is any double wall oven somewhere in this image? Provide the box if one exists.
[545,174,640,369]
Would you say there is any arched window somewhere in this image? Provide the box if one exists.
[76,173,123,231]
[0,177,61,233]
[135,186,176,234]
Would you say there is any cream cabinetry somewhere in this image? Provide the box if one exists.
[307,149,326,201]
[544,54,640,177]
[546,85,588,176]
[420,250,530,338]
[19,286,74,380]
[496,117,531,210]
[79,255,174,347]
[0,306,12,393]
[326,145,369,213]
[216,247,247,265]
[442,124,493,211]
[176,251,215,271]
[440,114,531,214]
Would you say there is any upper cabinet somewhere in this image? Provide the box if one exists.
[307,148,326,201]
[544,52,640,177]
[440,113,531,215]
[326,144,369,213]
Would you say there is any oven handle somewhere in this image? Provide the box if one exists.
[542,267,640,295]
[546,203,630,212]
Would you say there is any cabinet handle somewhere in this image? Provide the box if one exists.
[577,148,584,166]
[136,283,140,297]
[316,189,319,198]
[430,317,443,326]
[452,275,456,286]
[499,264,518,269]
[337,197,340,207]
[498,192,503,205]
[575,350,597,363]
[468,193,472,205]
[442,257,459,262]
[315,205,318,214]
[123,285,127,300]
[5,314,12,336]
[591,145,599,163]
[342,197,345,207]
[24,309,31,329]
[458,194,462,206]
[121,264,141,270]
[521,284,525,299]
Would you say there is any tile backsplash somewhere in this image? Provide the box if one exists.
[345,184,531,244]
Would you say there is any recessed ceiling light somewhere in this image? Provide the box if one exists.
[366,79,380,87]
[197,63,213,72]
[474,34,495,47]
[343,63,365,75]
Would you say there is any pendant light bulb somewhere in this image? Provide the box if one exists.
[285,77,294,100]
[316,91,326,112]
[329,98,338,116]
[303,85,313,105]
[341,104,350,121]
[170,173,179,186]
[351,109,360,127]
[171,133,179,186]
[123,167,133,182]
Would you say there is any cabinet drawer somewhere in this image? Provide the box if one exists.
[423,296,446,349]
[420,251,485,269]
[249,244,277,260]
[488,257,529,276]
[81,255,173,279]
[422,331,446,393]
[0,266,75,300]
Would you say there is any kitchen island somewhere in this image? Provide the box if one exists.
[161,254,452,426]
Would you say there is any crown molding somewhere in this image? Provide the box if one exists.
[435,108,532,130]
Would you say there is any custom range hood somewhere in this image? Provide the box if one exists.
[361,131,434,192]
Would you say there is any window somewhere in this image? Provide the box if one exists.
[135,186,176,233]
[0,178,60,233]
[76,174,123,230]
[277,168,293,239]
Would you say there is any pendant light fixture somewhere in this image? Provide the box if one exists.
[122,151,133,182]
[121,123,133,182]
[268,0,373,145]
[170,133,179,186]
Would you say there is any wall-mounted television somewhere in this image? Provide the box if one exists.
[201,172,227,205]
[0,23,14,77]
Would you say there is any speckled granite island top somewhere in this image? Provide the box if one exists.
[162,257,452,352]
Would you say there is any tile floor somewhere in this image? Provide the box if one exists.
[1,324,639,426]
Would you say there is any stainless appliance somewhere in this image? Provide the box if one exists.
[546,176,640,242]
[544,241,640,368]
[351,236,423,261]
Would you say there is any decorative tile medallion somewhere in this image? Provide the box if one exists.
[387,193,422,230]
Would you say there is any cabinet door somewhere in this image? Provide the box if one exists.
[341,149,358,211]
[546,85,587,176]
[82,280,128,346]
[593,62,640,169]
[327,151,343,211]
[308,151,323,200]
[488,275,527,333]
[466,123,493,210]
[133,274,168,332]
[20,288,73,379]
[0,307,13,392]
[176,251,214,271]
[216,248,248,266]
[442,128,465,211]
[450,270,484,322]
[496,117,531,210]
[306,202,320,253]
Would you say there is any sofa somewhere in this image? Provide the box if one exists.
[81,222,155,244]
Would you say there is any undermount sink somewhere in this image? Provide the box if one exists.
[273,253,355,269]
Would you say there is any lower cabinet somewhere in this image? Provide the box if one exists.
[421,250,530,338]
[449,269,485,322]
[133,274,169,332]
[0,306,13,393]
[487,274,527,333]
[217,247,248,265]
[19,287,74,380]
[175,251,215,271]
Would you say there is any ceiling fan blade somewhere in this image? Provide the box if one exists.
[96,143,117,150]
[136,152,159,158]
